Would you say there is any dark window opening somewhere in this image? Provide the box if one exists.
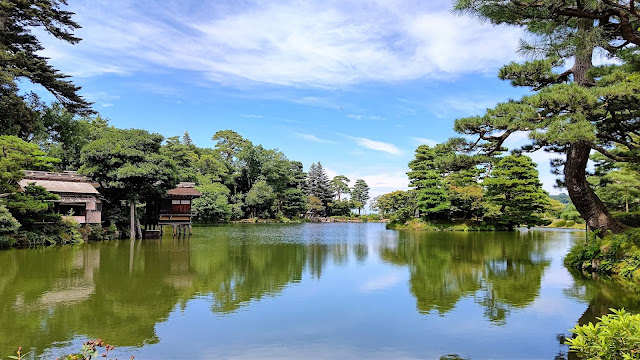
[58,204,86,217]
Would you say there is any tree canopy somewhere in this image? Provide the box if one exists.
[452,0,640,234]
[350,179,370,215]
[1,0,92,115]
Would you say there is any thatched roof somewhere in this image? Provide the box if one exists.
[19,171,99,195]
[19,179,100,194]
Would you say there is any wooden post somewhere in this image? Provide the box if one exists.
[135,215,143,240]
[172,225,177,236]
[189,224,192,235]
[130,201,135,240]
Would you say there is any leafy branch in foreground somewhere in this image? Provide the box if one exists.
[566,309,640,360]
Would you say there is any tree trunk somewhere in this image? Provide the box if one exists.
[565,141,627,235]
[130,200,135,240]
[563,20,626,236]
[626,194,629,213]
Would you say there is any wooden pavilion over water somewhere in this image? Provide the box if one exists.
[144,182,201,237]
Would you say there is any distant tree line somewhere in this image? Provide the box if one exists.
[373,143,557,230]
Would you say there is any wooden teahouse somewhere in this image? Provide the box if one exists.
[145,182,201,237]
[19,171,102,225]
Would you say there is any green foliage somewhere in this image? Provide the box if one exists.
[246,179,275,218]
[566,309,640,360]
[212,129,252,163]
[0,135,58,193]
[565,229,640,280]
[371,190,417,223]
[307,195,324,217]
[407,145,451,218]
[328,199,352,217]
[79,128,177,234]
[37,107,110,171]
[0,204,20,234]
[551,193,570,204]
[416,170,451,218]
[561,203,585,223]
[613,212,640,228]
[5,184,60,232]
[80,128,177,201]
[0,82,46,141]
[0,204,20,248]
[484,155,551,230]
[194,152,228,184]
[330,175,350,200]
[0,0,92,115]
[306,162,332,214]
[591,149,640,213]
[452,0,640,235]
[350,179,370,215]
[60,217,83,244]
[280,188,307,218]
[193,182,231,223]
[162,136,198,182]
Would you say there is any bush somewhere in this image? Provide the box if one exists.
[551,219,567,228]
[0,235,16,248]
[566,309,640,360]
[613,212,640,228]
[564,228,640,280]
[60,218,84,244]
[566,220,576,227]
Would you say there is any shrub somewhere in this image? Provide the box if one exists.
[564,228,640,279]
[552,219,567,228]
[566,220,576,227]
[566,309,640,360]
[61,217,84,244]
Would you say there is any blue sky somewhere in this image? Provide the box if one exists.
[28,0,566,198]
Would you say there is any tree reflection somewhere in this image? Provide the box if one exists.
[379,230,551,323]
[0,231,313,355]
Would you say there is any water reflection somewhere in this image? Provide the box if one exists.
[379,230,552,323]
[0,224,366,354]
[0,225,636,359]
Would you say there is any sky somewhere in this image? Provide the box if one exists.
[27,0,568,200]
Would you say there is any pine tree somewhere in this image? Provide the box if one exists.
[415,171,450,218]
[484,155,551,230]
[407,145,450,218]
[1,0,92,114]
[182,131,193,147]
[351,179,370,215]
[306,162,332,212]
[330,175,350,200]
[452,0,640,235]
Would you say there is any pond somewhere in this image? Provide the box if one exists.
[1,223,638,359]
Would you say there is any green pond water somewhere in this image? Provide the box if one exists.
[1,223,638,359]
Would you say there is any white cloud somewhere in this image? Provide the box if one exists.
[411,137,438,147]
[240,114,263,118]
[350,136,402,155]
[293,131,335,144]
[42,0,522,87]
[82,91,121,108]
[347,114,384,121]
[361,272,404,292]
[323,165,410,210]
